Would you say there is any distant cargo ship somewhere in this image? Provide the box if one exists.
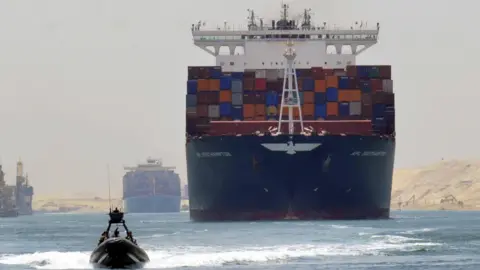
[0,160,33,217]
[185,5,395,221]
[122,158,181,213]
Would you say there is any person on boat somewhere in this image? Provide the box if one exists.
[98,231,107,245]
[127,231,137,244]
[113,227,120,237]
[112,207,120,213]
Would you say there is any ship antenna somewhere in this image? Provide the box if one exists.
[277,40,304,135]
[107,163,112,213]
[247,9,257,30]
[281,3,288,21]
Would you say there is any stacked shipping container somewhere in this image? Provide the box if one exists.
[186,65,394,136]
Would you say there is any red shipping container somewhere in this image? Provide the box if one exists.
[311,67,325,80]
[197,92,219,104]
[323,69,334,76]
[244,71,256,79]
[379,65,392,79]
[362,93,372,105]
[244,78,255,91]
[255,78,267,91]
[196,105,209,117]
[254,93,266,104]
[243,93,256,104]
[362,104,372,118]
[303,92,315,104]
[372,92,395,105]
[346,66,357,77]
[370,79,383,92]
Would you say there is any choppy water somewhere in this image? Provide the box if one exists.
[0,210,480,269]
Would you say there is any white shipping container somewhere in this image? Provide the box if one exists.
[231,80,243,93]
[266,69,278,81]
[349,101,362,116]
[382,79,393,93]
[208,105,220,118]
[255,69,267,79]
[232,93,243,105]
[277,69,285,79]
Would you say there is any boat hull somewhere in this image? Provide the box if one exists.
[186,134,395,221]
[90,237,149,269]
[123,194,181,213]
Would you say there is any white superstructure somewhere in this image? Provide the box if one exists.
[123,158,176,172]
[191,4,380,72]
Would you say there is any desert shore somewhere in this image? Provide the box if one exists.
[32,160,480,213]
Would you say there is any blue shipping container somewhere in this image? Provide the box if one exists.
[266,91,279,106]
[314,104,327,118]
[187,80,198,94]
[339,102,350,116]
[231,72,244,80]
[356,66,370,78]
[186,94,197,107]
[359,80,372,93]
[338,76,350,89]
[219,103,232,116]
[373,103,386,116]
[314,93,326,104]
[209,67,222,79]
[326,87,338,102]
[232,106,243,120]
[220,76,232,90]
[302,78,315,91]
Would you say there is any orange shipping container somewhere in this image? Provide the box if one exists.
[219,90,232,103]
[326,76,338,88]
[326,102,339,116]
[303,92,315,104]
[209,79,220,91]
[338,90,362,102]
[314,80,326,92]
[197,79,210,91]
[254,115,266,121]
[255,104,266,116]
[243,104,255,118]
[302,104,315,116]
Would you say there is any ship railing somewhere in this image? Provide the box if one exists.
[192,25,379,33]
[192,35,377,42]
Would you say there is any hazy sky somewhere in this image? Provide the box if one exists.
[0,0,478,197]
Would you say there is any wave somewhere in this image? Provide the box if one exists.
[0,235,442,269]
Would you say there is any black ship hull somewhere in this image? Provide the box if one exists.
[186,134,395,221]
[90,238,149,269]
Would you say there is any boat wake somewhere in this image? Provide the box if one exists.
[0,235,441,269]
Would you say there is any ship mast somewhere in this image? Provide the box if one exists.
[278,40,303,135]
[276,5,303,135]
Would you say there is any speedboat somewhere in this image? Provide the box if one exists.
[90,208,150,269]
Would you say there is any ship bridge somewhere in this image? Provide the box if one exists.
[123,158,176,172]
[191,4,380,72]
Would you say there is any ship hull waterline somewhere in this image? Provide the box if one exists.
[186,134,395,221]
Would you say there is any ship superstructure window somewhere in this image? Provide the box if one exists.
[230,62,234,66]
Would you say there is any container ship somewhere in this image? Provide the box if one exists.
[122,158,181,213]
[185,5,395,221]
